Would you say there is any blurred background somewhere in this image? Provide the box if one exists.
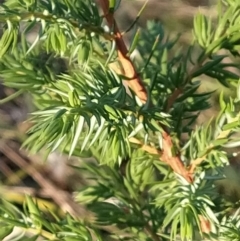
[0,0,240,225]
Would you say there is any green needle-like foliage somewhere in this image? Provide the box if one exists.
[1,0,240,240]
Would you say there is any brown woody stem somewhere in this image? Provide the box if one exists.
[98,0,193,183]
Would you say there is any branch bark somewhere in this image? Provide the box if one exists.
[98,0,193,183]
[98,0,148,104]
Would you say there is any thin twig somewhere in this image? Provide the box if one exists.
[189,115,239,173]
[98,0,215,234]
[98,0,148,103]
[145,223,162,241]
[0,142,95,221]
[129,136,192,182]
[166,88,183,112]
[98,0,193,183]
[121,0,149,35]
[0,141,125,236]
[166,54,208,112]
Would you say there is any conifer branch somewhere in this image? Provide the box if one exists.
[98,0,193,183]
[98,0,148,103]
